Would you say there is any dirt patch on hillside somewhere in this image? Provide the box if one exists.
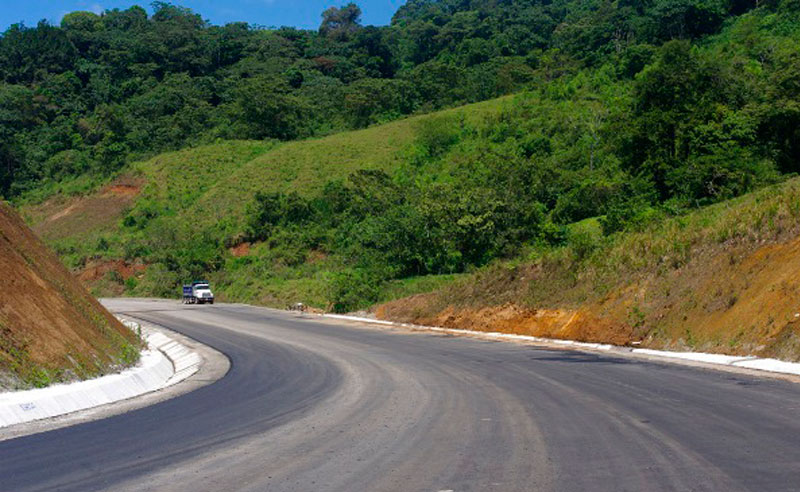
[107,183,140,196]
[0,202,140,388]
[24,176,143,241]
[375,232,800,360]
[230,242,251,257]
[78,260,147,283]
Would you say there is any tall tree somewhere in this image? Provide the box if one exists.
[319,3,362,41]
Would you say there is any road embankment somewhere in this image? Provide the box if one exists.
[0,316,217,434]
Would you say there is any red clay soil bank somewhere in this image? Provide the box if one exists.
[78,260,147,284]
[0,201,138,383]
[375,299,635,346]
[375,233,800,360]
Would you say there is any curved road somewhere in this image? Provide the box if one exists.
[2,299,800,491]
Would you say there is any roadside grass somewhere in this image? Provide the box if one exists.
[210,248,465,310]
[444,177,800,309]
[550,177,800,307]
[378,274,465,304]
[400,176,800,358]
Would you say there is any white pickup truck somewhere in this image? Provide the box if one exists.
[182,282,215,304]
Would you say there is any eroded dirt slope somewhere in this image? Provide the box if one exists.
[376,235,800,360]
[0,201,139,388]
[24,176,143,242]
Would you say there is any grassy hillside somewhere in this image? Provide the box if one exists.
[22,97,510,304]
[141,98,505,234]
[378,177,800,361]
[0,202,140,389]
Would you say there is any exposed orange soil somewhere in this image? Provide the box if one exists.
[377,299,634,345]
[107,183,140,196]
[78,260,147,283]
[230,242,251,257]
[0,202,138,381]
[376,233,800,359]
[26,176,143,241]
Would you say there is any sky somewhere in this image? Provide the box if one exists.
[0,0,408,32]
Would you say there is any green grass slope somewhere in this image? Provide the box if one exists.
[142,96,511,234]
[24,96,512,305]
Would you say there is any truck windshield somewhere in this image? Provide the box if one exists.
[195,284,209,290]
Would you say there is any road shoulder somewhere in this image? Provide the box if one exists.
[0,316,229,441]
[317,313,800,384]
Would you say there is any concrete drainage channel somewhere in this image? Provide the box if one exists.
[0,318,206,431]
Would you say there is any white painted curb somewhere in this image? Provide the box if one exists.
[0,318,201,428]
[322,314,800,378]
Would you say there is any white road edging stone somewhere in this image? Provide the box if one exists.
[321,314,800,379]
[730,358,800,376]
[629,348,756,366]
[0,318,201,429]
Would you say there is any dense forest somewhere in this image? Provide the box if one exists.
[2,0,798,199]
[5,0,800,310]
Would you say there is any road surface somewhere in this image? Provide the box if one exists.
[2,299,800,491]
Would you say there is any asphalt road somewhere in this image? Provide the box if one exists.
[2,299,800,492]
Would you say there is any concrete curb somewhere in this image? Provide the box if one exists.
[0,318,201,428]
[322,314,800,378]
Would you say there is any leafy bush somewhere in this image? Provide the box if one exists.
[415,115,462,157]
[327,268,380,313]
[567,219,604,262]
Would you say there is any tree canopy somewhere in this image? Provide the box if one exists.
[4,0,793,199]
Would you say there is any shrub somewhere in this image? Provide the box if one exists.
[415,115,462,157]
[327,268,380,313]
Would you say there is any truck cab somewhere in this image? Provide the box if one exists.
[183,281,215,304]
